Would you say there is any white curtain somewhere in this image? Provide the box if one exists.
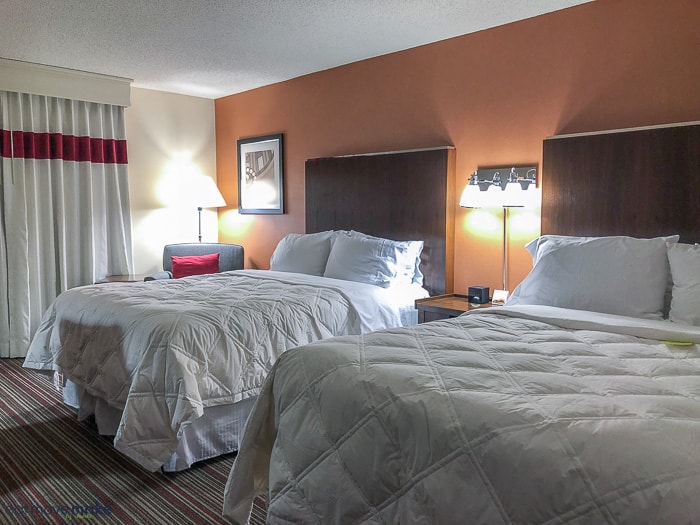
[0,91,133,358]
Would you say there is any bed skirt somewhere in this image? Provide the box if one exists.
[63,380,256,472]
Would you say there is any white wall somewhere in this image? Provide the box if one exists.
[125,88,218,275]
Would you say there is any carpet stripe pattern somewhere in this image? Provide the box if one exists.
[0,358,267,524]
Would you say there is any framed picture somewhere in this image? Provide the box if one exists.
[237,133,284,214]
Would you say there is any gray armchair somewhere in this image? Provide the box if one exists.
[145,243,244,280]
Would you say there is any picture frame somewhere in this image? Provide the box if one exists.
[237,133,284,214]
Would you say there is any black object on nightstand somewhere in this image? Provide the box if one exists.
[415,294,492,323]
[467,286,490,304]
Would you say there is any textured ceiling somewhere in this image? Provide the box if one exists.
[0,0,592,99]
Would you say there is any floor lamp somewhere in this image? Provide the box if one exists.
[193,176,226,242]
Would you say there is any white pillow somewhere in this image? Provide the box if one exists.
[269,231,334,276]
[524,236,545,262]
[667,243,700,326]
[344,230,424,286]
[324,234,418,288]
[507,235,679,319]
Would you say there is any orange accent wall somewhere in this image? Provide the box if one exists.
[215,0,700,294]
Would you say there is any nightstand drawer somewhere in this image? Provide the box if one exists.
[420,309,461,323]
[416,294,491,323]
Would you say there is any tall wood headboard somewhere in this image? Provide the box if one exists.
[305,147,455,296]
[542,122,700,243]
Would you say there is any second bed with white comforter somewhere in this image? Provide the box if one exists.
[224,305,700,524]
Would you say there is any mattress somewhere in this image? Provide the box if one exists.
[224,305,700,524]
[24,269,426,471]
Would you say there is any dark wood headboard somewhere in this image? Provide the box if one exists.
[305,147,455,296]
[542,122,700,243]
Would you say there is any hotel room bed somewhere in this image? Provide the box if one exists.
[224,305,700,524]
[23,268,427,471]
[223,235,700,524]
[223,123,700,523]
[22,147,456,472]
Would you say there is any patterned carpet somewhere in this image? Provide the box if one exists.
[0,358,267,524]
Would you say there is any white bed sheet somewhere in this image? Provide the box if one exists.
[24,270,427,471]
[224,305,700,524]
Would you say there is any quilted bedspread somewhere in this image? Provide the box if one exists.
[23,270,411,471]
[224,305,700,524]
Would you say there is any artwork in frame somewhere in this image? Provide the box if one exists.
[237,133,284,214]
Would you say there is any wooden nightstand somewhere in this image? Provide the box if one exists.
[94,274,147,284]
[415,294,491,323]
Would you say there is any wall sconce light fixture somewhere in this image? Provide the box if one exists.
[459,166,538,294]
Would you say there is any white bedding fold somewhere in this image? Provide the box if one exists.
[235,269,427,331]
[473,304,700,343]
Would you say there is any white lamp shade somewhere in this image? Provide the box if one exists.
[459,184,482,208]
[501,181,525,207]
[460,184,503,208]
[193,176,226,208]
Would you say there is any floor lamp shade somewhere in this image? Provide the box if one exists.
[194,177,226,242]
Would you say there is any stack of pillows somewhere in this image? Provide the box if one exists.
[506,234,700,325]
[269,230,424,289]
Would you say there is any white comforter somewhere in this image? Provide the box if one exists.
[24,270,423,471]
[224,305,700,524]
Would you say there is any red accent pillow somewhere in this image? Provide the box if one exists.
[171,253,220,279]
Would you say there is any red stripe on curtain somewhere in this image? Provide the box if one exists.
[0,129,128,164]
